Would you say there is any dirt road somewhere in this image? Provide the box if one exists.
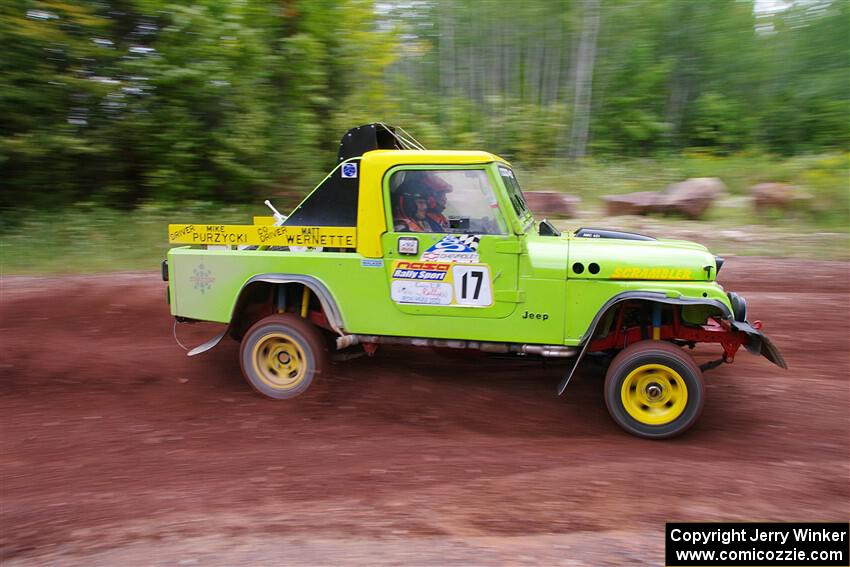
[1,258,848,566]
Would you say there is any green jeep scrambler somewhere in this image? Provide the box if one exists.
[165,124,786,439]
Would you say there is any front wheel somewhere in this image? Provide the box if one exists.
[604,341,705,439]
[239,314,327,399]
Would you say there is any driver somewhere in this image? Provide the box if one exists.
[395,171,452,232]
[392,185,430,232]
[423,175,452,232]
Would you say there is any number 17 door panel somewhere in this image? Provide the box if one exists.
[381,232,520,319]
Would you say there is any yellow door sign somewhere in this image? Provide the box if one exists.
[168,224,357,248]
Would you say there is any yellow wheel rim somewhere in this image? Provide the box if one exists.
[620,364,688,425]
[251,332,307,391]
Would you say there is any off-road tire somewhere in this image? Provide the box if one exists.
[239,314,328,399]
[604,341,705,439]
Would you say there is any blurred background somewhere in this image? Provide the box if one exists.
[1,3,848,564]
[0,0,847,271]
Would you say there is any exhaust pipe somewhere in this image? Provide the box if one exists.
[518,344,577,357]
[337,334,578,358]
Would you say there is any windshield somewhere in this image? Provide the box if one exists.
[497,166,532,225]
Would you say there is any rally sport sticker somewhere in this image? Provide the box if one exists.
[390,261,492,307]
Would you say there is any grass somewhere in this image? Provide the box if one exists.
[0,202,269,275]
[518,151,850,231]
[1,153,848,275]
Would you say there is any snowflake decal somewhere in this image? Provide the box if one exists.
[190,264,215,294]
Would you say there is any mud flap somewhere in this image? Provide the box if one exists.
[187,330,227,357]
[557,340,590,396]
[731,321,788,369]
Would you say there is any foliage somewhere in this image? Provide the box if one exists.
[0,0,847,212]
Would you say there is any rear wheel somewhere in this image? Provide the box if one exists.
[240,314,327,399]
[604,341,704,439]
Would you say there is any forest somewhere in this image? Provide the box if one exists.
[1,0,848,210]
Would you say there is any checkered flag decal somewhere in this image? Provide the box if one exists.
[459,234,480,251]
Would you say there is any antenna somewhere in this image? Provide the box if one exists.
[264,199,287,225]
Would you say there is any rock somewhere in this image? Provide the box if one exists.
[750,183,812,211]
[603,177,726,219]
[719,229,753,242]
[602,191,658,216]
[652,177,727,219]
[523,191,580,218]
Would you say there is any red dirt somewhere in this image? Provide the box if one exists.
[1,257,848,566]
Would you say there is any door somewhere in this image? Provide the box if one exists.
[380,166,521,319]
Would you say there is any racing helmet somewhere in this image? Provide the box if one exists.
[394,181,428,218]
[414,172,452,209]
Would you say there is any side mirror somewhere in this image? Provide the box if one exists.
[539,219,561,237]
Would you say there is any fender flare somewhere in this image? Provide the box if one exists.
[557,291,731,395]
[577,291,732,346]
[185,274,346,357]
[233,274,346,334]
